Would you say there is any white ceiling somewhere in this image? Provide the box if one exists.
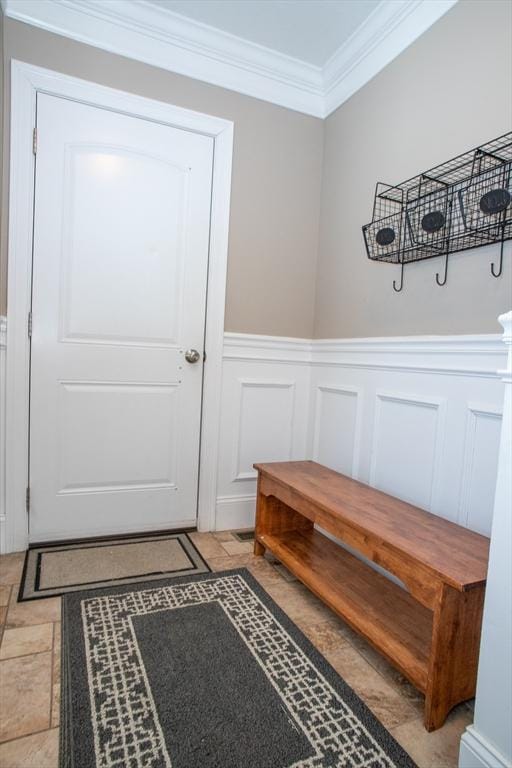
[1,0,458,116]
[148,0,381,66]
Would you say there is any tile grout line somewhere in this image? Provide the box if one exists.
[0,585,12,644]
[0,725,59,749]
[0,647,54,662]
[48,622,57,732]
[389,716,424,734]
[3,617,56,631]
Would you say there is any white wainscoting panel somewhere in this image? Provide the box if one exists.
[216,335,312,530]
[370,392,446,512]
[0,318,6,554]
[233,379,296,482]
[459,404,502,536]
[216,331,507,535]
[313,385,361,478]
[309,336,506,536]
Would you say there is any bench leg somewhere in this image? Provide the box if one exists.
[254,539,266,556]
[254,473,268,557]
[424,584,485,731]
[253,482,283,556]
[254,474,313,556]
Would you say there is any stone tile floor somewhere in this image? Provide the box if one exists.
[0,531,473,767]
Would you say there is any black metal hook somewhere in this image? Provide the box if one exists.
[393,262,404,292]
[435,253,449,286]
[491,237,505,278]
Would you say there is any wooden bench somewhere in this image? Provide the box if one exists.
[253,460,489,731]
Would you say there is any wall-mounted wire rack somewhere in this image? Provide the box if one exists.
[362,133,512,291]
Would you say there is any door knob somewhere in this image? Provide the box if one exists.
[185,348,201,364]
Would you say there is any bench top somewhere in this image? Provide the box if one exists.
[254,461,489,591]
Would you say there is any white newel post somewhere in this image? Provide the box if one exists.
[0,317,6,555]
[459,311,512,768]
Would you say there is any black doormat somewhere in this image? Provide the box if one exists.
[61,569,417,768]
[19,531,209,601]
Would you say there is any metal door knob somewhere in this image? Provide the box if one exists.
[185,348,201,364]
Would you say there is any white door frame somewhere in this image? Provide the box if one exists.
[5,59,233,553]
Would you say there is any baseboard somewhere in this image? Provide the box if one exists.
[459,726,511,768]
[215,494,256,531]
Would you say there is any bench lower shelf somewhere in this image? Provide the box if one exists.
[257,527,433,692]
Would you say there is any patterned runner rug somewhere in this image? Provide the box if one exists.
[60,569,416,768]
[19,532,209,600]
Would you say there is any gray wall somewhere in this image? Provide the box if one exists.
[314,0,512,338]
[0,17,324,337]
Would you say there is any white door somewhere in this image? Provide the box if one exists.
[29,93,214,542]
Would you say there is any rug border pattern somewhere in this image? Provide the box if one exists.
[61,568,417,768]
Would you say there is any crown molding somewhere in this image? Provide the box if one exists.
[1,0,457,118]
[323,0,457,116]
[0,0,324,114]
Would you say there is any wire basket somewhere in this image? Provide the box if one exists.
[362,183,404,263]
[404,184,451,261]
[363,213,402,263]
[458,163,511,240]
[362,132,512,288]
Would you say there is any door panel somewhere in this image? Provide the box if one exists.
[57,382,178,492]
[60,145,186,346]
[29,94,214,541]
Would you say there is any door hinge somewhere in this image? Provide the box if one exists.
[26,486,30,513]
[28,311,33,338]
[33,128,37,155]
